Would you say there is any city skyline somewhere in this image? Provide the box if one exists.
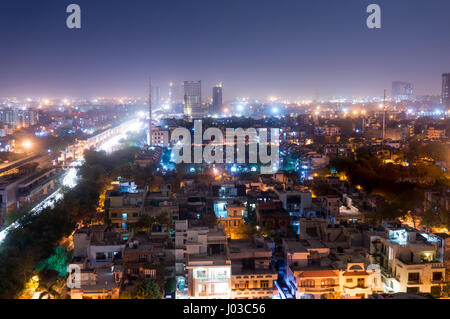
[3,0,450,305]
[0,0,450,99]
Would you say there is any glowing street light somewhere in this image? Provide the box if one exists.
[22,140,32,149]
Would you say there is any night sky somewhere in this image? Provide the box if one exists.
[0,0,449,100]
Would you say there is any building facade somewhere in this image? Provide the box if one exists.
[392,81,414,101]
[184,81,202,117]
[442,73,450,107]
[212,82,223,115]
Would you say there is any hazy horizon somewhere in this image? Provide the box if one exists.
[1,0,449,100]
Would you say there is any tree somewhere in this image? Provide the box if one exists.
[37,246,70,276]
[135,215,157,231]
[38,281,62,299]
[0,146,154,298]
[164,278,177,295]
[312,183,334,197]
[232,223,257,239]
[19,273,39,299]
[156,212,170,232]
[421,208,446,230]
[199,213,217,227]
[3,208,29,228]
[261,221,276,238]
[131,279,162,299]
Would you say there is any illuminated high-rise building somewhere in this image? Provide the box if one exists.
[212,81,223,115]
[169,82,182,105]
[183,80,202,117]
[392,81,414,101]
[152,86,161,107]
[168,82,174,104]
[443,73,450,107]
[0,108,38,128]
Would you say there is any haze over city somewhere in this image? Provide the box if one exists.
[1,0,450,99]
[1,0,450,307]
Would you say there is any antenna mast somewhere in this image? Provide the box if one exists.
[148,77,152,146]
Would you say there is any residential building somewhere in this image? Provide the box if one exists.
[106,180,147,233]
[314,125,341,137]
[323,195,341,218]
[122,234,160,284]
[184,224,231,299]
[151,129,169,147]
[426,127,445,140]
[229,238,278,299]
[283,238,331,296]
[144,185,178,217]
[256,201,290,234]
[273,188,312,216]
[68,225,125,299]
[0,108,38,129]
[68,264,123,299]
[339,263,382,299]
[380,227,446,296]
[175,220,231,299]
[215,202,246,239]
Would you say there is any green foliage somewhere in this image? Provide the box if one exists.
[37,280,62,299]
[233,223,258,239]
[406,141,450,163]
[199,213,217,227]
[131,279,162,299]
[312,183,335,197]
[0,148,122,298]
[2,208,29,228]
[36,246,69,277]
[82,147,140,177]
[135,215,156,231]
[164,277,177,295]
[261,220,277,238]
[421,208,449,230]
[155,213,169,226]
[330,147,450,227]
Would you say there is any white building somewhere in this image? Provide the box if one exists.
[175,220,231,299]
[380,228,445,296]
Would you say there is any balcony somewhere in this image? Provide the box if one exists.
[233,288,277,298]
[407,280,421,285]
[196,275,230,283]
[198,292,229,297]
[397,257,443,268]
[298,285,337,293]
[232,287,275,292]
[343,285,368,290]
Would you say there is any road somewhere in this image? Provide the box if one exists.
[0,119,143,244]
